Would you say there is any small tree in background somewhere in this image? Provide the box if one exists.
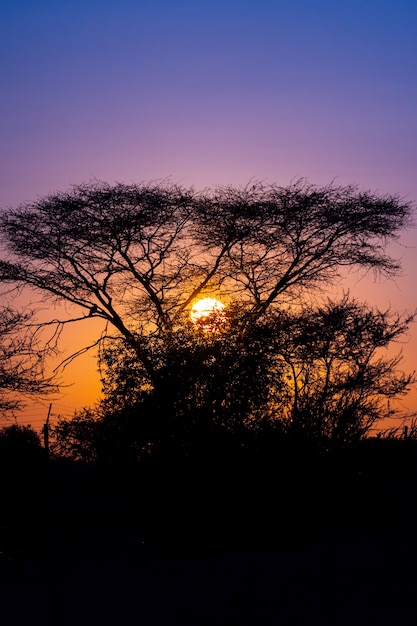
[0,423,43,469]
[269,296,415,448]
[0,306,58,415]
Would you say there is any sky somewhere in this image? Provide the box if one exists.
[1,0,417,427]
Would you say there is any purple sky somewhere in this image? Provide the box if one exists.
[1,0,417,423]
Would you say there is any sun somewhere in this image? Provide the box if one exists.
[190,297,226,331]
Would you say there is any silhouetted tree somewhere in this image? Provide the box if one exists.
[50,296,414,462]
[0,306,57,414]
[0,423,43,468]
[0,180,414,453]
[0,180,410,372]
[267,296,415,448]
[51,311,281,464]
[50,408,101,462]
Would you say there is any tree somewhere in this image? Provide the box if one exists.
[0,305,58,414]
[50,408,102,463]
[266,296,415,447]
[0,423,43,467]
[0,179,413,449]
[50,311,282,464]
[0,180,410,363]
[49,296,414,462]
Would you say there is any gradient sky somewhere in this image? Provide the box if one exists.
[1,0,417,426]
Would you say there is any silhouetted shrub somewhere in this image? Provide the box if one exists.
[0,423,44,471]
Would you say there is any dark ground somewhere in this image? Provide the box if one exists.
[1,439,417,625]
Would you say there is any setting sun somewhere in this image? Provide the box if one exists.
[190,297,226,331]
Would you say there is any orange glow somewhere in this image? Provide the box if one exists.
[190,297,226,331]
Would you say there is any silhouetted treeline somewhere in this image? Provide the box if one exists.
[1,421,416,559]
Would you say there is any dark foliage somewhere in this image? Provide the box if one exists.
[50,297,414,465]
[0,423,44,469]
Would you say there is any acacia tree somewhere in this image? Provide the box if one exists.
[0,180,410,340]
[0,179,413,446]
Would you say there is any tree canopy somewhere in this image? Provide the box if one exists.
[0,180,411,336]
[0,179,414,447]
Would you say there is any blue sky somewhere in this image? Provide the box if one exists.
[2,0,416,199]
